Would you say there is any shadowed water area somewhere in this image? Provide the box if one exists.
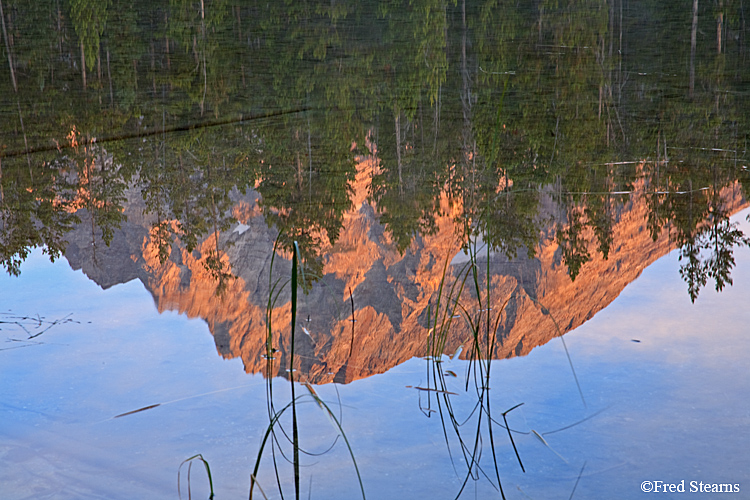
[2,1,750,499]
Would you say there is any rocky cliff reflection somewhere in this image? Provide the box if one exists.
[55,153,747,384]
[3,0,750,385]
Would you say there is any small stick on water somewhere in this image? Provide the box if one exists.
[113,404,161,418]
[108,383,262,421]
[406,385,459,396]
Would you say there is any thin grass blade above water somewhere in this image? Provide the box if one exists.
[178,454,214,500]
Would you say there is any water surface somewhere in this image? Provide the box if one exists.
[2,1,750,498]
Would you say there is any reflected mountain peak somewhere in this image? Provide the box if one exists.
[50,146,748,384]
[2,0,750,384]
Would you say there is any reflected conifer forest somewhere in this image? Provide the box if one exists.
[2,1,750,499]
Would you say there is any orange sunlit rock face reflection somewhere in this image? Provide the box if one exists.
[91,154,747,385]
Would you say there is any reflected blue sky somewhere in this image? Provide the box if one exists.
[2,209,750,499]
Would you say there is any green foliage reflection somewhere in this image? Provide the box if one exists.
[1,0,749,299]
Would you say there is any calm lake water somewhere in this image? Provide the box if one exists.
[2,1,750,499]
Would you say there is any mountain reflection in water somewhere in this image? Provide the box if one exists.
[2,1,750,498]
[2,0,750,384]
[56,159,750,385]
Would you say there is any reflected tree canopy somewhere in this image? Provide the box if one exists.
[1,0,750,301]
